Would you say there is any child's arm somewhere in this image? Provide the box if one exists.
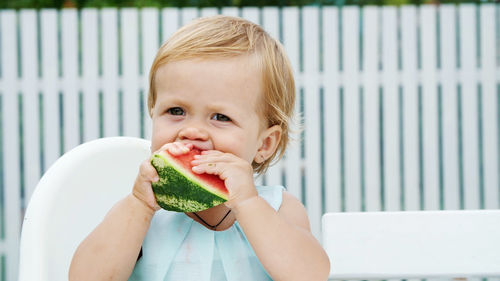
[234,192,330,281]
[192,151,331,281]
[69,142,191,281]
[68,193,155,281]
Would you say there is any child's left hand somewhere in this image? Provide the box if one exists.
[190,150,258,209]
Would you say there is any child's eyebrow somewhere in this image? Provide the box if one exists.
[206,103,246,117]
[157,97,190,109]
[206,103,230,112]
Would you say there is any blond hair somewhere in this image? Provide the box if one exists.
[148,15,296,174]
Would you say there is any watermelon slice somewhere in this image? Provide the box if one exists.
[151,148,228,212]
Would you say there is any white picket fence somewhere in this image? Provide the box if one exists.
[1,4,499,280]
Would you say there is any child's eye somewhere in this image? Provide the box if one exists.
[167,107,185,116]
[211,113,231,122]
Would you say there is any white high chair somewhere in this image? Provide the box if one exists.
[18,137,151,281]
[322,210,500,280]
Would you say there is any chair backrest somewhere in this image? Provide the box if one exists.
[322,210,500,280]
[18,137,151,281]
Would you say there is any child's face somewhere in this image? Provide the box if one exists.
[150,55,267,165]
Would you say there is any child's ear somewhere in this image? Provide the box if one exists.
[254,125,282,164]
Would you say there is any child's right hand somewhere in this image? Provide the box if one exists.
[132,142,193,212]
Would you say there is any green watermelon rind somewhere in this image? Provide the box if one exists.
[151,152,227,212]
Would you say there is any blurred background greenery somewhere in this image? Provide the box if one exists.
[0,0,497,9]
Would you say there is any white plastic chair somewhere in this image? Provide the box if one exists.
[322,210,500,280]
[18,137,151,281]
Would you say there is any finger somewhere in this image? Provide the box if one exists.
[132,187,161,211]
[139,159,159,182]
[192,162,228,180]
[192,152,234,164]
[192,161,217,173]
[167,142,190,155]
[157,142,172,152]
[149,199,161,211]
[200,150,223,156]
[157,142,192,156]
[174,141,193,152]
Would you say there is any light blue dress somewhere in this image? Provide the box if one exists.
[129,185,284,281]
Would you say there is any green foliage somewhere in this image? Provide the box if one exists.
[0,0,65,9]
[0,0,495,9]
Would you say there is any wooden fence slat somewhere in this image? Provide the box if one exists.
[421,5,440,210]
[323,6,341,213]
[40,9,61,171]
[121,8,141,138]
[262,7,279,41]
[303,6,321,238]
[162,8,179,43]
[241,7,260,25]
[82,9,100,142]
[282,7,301,202]
[101,8,120,137]
[342,6,362,212]
[221,7,239,17]
[181,7,198,26]
[381,6,401,211]
[459,4,480,209]
[401,5,420,211]
[440,4,460,210]
[1,10,22,281]
[200,7,218,17]
[20,9,41,204]
[262,7,283,187]
[480,4,499,209]
[61,9,80,151]
[141,8,159,141]
[362,6,381,212]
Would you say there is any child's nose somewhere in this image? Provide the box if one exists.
[178,126,209,141]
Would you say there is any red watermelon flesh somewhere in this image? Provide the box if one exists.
[151,148,229,212]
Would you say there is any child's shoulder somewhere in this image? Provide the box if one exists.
[277,190,311,231]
